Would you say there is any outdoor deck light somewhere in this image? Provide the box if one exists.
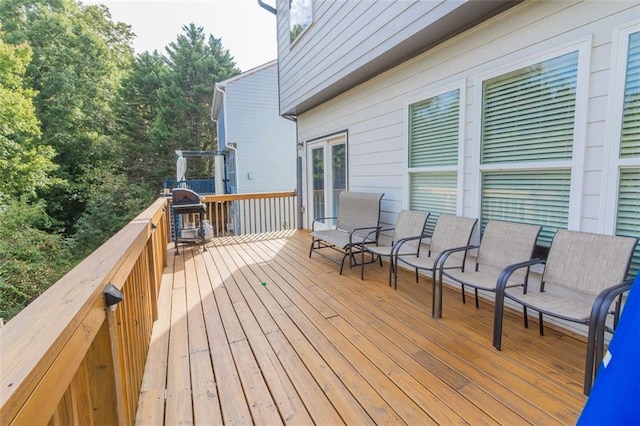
[104,283,123,310]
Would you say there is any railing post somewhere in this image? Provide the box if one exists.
[106,307,129,425]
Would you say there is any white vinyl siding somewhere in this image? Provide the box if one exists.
[408,88,460,234]
[616,30,640,276]
[276,0,514,116]
[223,64,296,194]
[480,51,579,246]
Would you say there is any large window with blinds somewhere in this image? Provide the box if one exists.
[615,29,640,276]
[480,51,579,246]
[408,88,460,234]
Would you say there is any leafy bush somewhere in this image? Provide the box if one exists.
[0,200,73,320]
[71,168,155,257]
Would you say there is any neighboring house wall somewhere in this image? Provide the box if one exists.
[213,61,296,194]
[276,0,519,116]
[291,0,638,243]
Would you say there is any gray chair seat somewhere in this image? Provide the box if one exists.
[493,229,638,395]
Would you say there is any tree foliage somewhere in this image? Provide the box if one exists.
[0,0,135,232]
[0,200,72,320]
[0,2,241,321]
[0,26,57,202]
[115,51,169,186]
[149,23,239,183]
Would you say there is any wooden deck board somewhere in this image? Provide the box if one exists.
[136,230,587,425]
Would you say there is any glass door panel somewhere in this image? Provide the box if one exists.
[307,135,347,229]
[311,146,325,222]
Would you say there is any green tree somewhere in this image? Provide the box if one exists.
[115,51,169,188]
[0,26,57,202]
[71,167,154,257]
[150,23,239,183]
[0,0,135,233]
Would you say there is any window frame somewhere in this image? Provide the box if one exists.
[471,36,592,232]
[404,80,466,222]
[601,20,640,234]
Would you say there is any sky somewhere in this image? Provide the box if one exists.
[82,0,278,72]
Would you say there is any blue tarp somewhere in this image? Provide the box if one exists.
[578,274,640,425]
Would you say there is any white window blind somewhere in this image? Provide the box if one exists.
[408,88,460,234]
[480,51,578,244]
[409,90,459,167]
[482,51,578,164]
[616,30,640,277]
[617,168,640,276]
[620,31,640,158]
[410,172,457,235]
[481,170,570,246]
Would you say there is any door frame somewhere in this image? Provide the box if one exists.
[305,131,348,230]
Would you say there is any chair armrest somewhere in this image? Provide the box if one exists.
[311,216,337,231]
[362,226,395,246]
[591,277,635,331]
[587,277,635,389]
[438,245,479,269]
[349,225,381,245]
[391,235,426,257]
[496,258,546,294]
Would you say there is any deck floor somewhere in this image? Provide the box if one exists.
[136,230,587,425]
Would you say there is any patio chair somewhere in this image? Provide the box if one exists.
[309,191,384,274]
[492,229,638,395]
[392,214,478,316]
[360,209,430,284]
[436,220,542,318]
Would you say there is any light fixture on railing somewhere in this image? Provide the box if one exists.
[104,283,123,311]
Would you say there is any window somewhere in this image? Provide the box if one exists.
[480,51,579,246]
[615,29,640,276]
[289,0,312,43]
[408,88,461,234]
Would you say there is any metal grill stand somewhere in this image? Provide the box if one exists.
[172,189,207,255]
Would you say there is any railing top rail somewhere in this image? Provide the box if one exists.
[0,197,168,421]
[200,190,296,203]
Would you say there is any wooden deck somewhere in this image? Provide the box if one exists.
[135,230,587,425]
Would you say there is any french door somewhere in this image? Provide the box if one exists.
[307,134,347,229]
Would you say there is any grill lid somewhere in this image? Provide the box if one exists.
[172,188,201,205]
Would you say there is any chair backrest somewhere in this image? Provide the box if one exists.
[477,220,542,270]
[335,191,384,232]
[430,214,478,254]
[543,229,638,295]
[392,210,430,248]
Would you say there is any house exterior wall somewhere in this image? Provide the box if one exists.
[294,0,639,235]
[219,63,297,194]
[276,0,519,116]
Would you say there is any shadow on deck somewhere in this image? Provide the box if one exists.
[136,230,587,425]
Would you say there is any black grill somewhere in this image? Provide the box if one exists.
[172,188,207,254]
[172,188,202,206]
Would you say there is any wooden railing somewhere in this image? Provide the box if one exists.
[201,190,298,237]
[0,191,298,424]
[0,198,170,425]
